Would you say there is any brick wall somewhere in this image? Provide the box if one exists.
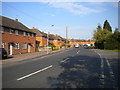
[36,37,47,47]
[2,27,36,55]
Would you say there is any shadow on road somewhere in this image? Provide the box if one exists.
[47,55,102,88]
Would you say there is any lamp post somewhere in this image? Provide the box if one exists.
[47,25,54,54]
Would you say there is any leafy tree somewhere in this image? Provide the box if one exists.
[94,21,120,50]
[104,30,120,50]
[97,24,102,31]
[114,28,119,34]
[103,20,112,32]
[93,25,112,49]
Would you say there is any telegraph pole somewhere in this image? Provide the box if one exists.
[66,26,68,48]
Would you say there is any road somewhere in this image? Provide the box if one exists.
[2,47,118,88]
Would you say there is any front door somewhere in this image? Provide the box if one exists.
[8,43,13,55]
[28,44,31,53]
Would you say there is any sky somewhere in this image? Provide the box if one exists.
[1,0,119,40]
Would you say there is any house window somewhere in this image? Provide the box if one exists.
[28,33,30,37]
[0,26,4,33]
[14,43,19,50]
[23,43,27,49]
[15,30,19,35]
[32,33,34,37]
[2,42,5,48]
[32,43,34,47]
[10,29,14,34]
[23,32,26,36]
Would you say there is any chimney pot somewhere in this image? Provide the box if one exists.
[16,19,18,22]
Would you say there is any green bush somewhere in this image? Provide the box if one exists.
[67,45,71,48]
[48,45,56,47]
[39,46,44,48]
[61,44,66,46]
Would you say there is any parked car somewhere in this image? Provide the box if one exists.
[0,48,8,59]
[74,44,79,48]
[83,45,89,49]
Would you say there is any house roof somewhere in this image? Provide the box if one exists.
[48,34,65,41]
[30,27,48,37]
[41,31,47,37]
[48,34,57,40]
[57,35,66,41]
[0,16,35,33]
[30,28,43,37]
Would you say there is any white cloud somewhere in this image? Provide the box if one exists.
[45,2,104,15]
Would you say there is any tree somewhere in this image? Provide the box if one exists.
[97,24,102,31]
[104,29,120,50]
[93,21,120,50]
[114,28,119,34]
[93,25,112,49]
[103,20,112,32]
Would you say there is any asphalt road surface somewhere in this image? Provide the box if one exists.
[2,47,118,88]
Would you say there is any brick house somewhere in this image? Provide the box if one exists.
[56,35,66,46]
[48,34,59,46]
[0,16,36,55]
[48,34,65,47]
[31,27,47,47]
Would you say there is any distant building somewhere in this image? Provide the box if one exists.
[0,16,36,55]
[69,39,95,46]
[48,34,65,47]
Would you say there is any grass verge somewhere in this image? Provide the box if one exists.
[103,50,120,52]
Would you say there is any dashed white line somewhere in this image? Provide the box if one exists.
[105,57,115,80]
[94,51,105,87]
[76,50,80,54]
[17,65,53,81]
[61,58,70,63]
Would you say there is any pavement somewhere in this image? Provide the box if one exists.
[1,48,67,67]
[2,47,119,88]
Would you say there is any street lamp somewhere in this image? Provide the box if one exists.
[47,25,54,54]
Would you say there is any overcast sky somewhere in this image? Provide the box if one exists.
[2,0,119,39]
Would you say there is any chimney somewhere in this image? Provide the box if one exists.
[15,19,18,22]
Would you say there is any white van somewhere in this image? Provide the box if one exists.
[75,44,79,48]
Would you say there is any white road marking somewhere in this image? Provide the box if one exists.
[61,58,70,63]
[94,50,116,88]
[105,57,115,81]
[76,50,80,54]
[94,51,105,87]
[17,65,53,81]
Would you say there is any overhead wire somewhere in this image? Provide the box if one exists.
[2,2,43,24]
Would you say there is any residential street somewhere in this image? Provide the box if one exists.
[2,47,118,88]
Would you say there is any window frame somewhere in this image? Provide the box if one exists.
[15,30,19,35]
[0,26,4,33]
[23,32,26,36]
[2,42,5,48]
[23,43,27,49]
[28,33,30,37]
[10,29,14,34]
[14,43,19,50]
[32,33,34,37]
